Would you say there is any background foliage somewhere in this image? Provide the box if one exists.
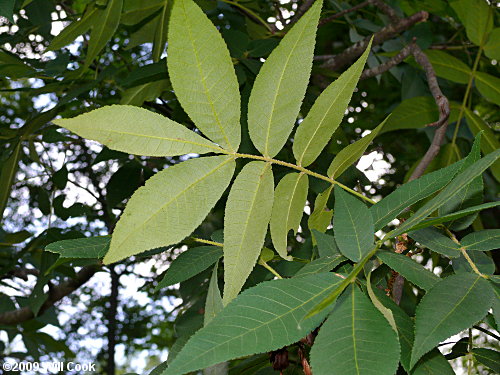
[0,0,498,374]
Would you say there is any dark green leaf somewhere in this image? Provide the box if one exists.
[45,236,111,258]
[452,250,495,275]
[472,348,500,373]
[294,254,346,277]
[312,230,340,257]
[461,229,500,251]
[410,227,460,258]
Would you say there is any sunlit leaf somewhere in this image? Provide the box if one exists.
[270,173,308,260]
[168,0,240,151]
[223,162,274,304]
[104,156,235,264]
[54,105,224,157]
[247,0,322,157]
[293,40,372,167]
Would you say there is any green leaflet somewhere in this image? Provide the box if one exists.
[152,0,170,62]
[85,0,123,68]
[387,148,500,238]
[247,0,322,158]
[410,273,494,369]
[464,107,500,182]
[472,348,500,374]
[409,227,461,258]
[312,230,340,257]
[484,28,500,60]
[475,72,500,107]
[293,40,372,167]
[308,186,333,235]
[377,251,440,291]
[334,187,373,262]
[269,173,308,260]
[0,0,15,23]
[327,118,386,178]
[451,0,493,46]
[453,250,495,275]
[412,350,456,375]
[155,246,222,291]
[439,134,482,231]
[294,254,346,277]
[367,273,397,332]
[423,50,471,84]
[120,80,170,106]
[168,0,240,152]
[205,263,223,325]
[461,229,500,251]
[310,285,400,375]
[370,160,464,231]
[407,201,500,232]
[104,156,235,264]
[120,0,165,25]
[381,96,437,133]
[47,6,97,51]
[0,142,22,222]
[54,105,223,157]
[491,284,500,332]
[223,162,274,304]
[45,236,110,259]
[163,273,345,375]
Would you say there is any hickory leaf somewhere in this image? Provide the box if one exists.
[269,173,308,260]
[387,148,500,238]
[54,105,223,157]
[155,246,222,291]
[381,96,438,133]
[370,159,464,231]
[310,285,400,375]
[367,273,397,332]
[308,186,333,235]
[168,0,241,152]
[247,0,322,157]
[104,156,235,264]
[47,6,97,51]
[45,236,110,259]
[85,0,123,68]
[475,72,500,107]
[334,186,373,262]
[377,251,440,291]
[423,50,471,84]
[294,254,346,277]
[223,162,274,304]
[293,39,372,167]
[409,227,461,258]
[461,229,500,251]
[312,230,340,257]
[163,273,345,375]
[327,117,387,178]
[410,273,494,368]
[204,263,223,325]
[472,348,500,374]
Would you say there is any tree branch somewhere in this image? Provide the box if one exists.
[319,0,371,26]
[0,265,99,325]
[319,11,428,70]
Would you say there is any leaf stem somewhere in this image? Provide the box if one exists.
[258,259,283,279]
[191,237,223,247]
[231,152,375,204]
[304,241,382,319]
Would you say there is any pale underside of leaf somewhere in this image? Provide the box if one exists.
[410,273,494,368]
[270,173,308,260]
[247,0,322,158]
[168,0,240,151]
[223,161,274,304]
[53,105,223,157]
[104,155,235,264]
[163,273,345,375]
[293,40,372,167]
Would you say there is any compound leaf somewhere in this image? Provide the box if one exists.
[54,105,223,157]
[104,155,235,264]
[410,273,494,368]
[223,162,274,304]
[168,0,240,151]
[247,0,322,157]
[163,273,345,375]
[270,173,308,260]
